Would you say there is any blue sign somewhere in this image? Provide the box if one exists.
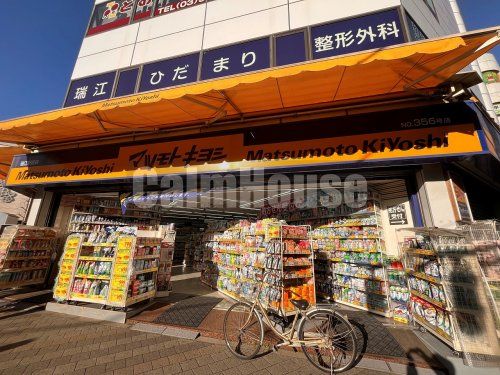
[139,53,200,93]
[64,9,407,107]
[114,68,139,97]
[201,38,270,80]
[275,32,307,67]
[64,72,116,107]
[311,8,405,59]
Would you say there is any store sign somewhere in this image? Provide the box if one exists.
[154,0,212,16]
[388,204,408,225]
[65,9,405,107]
[6,122,485,186]
[65,72,117,107]
[201,38,270,80]
[139,53,200,92]
[87,0,134,36]
[311,8,404,59]
[494,103,500,116]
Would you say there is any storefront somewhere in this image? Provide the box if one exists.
[1,28,499,365]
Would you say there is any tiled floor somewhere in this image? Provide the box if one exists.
[0,304,394,375]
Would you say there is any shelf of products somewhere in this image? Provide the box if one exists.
[54,228,161,307]
[308,198,391,318]
[54,197,166,307]
[387,259,410,324]
[202,220,316,316]
[0,226,57,289]
[400,228,499,358]
[458,220,500,325]
[157,228,176,295]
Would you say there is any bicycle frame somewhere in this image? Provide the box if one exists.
[239,284,332,348]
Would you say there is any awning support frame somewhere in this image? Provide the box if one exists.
[404,30,500,90]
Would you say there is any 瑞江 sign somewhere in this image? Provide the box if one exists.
[65,8,405,108]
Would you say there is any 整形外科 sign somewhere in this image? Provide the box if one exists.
[6,122,486,186]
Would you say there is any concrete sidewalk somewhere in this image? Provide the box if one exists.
[0,303,395,375]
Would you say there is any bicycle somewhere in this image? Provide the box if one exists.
[223,279,358,374]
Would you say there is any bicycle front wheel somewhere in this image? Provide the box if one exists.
[298,309,358,373]
[223,302,264,360]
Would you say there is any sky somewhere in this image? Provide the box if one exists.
[0,0,498,121]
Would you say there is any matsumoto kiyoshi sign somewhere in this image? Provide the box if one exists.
[64,8,405,107]
[6,121,485,186]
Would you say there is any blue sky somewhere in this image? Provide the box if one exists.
[0,0,498,121]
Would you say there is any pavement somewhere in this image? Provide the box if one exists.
[0,302,396,375]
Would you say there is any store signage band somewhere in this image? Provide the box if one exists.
[7,124,484,186]
[64,8,404,107]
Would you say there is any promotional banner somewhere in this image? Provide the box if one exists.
[7,122,485,186]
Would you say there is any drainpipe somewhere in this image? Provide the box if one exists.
[449,0,499,124]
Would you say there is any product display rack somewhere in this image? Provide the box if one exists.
[54,229,161,308]
[387,258,410,324]
[400,228,500,359]
[54,196,163,308]
[310,199,392,318]
[156,229,176,296]
[265,223,316,316]
[200,222,228,288]
[201,220,316,317]
[458,220,500,326]
[0,226,57,289]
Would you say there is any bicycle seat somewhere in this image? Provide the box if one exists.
[291,299,309,310]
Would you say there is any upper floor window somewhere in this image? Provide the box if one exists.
[87,0,135,36]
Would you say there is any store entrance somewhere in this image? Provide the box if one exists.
[51,176,416,324]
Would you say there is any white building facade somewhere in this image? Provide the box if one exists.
[72,0,460,81]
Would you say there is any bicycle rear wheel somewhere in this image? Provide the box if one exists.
[298,309,357,373]
[223,302,264,360]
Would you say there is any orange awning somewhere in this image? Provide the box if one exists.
[0,146,29,177]
[0,27,498,147]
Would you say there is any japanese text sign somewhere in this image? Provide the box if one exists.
[201,38,270,80]
[139,53,200,92]
[311,8,404,59]
[65,72,116,107]
[65,9,407,107]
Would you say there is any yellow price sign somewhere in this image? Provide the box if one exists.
[66,236,82,249]
[110,276,128,291]
[0,239,10,251]
[112,263,130,277]
[109,290,126,304]
[117,237,134,251]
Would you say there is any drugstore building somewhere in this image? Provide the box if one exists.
[0,0,499,361]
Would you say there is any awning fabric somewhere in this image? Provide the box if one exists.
[1,28,498,147]
[0,147,29,177]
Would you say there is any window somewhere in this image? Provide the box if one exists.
[87,0,136,36]
[133,0,155,21]
[406,14,428,41]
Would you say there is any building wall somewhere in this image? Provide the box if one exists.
[478,53,500,117]
[73,0,402,79]
[401,0,459,38]
[0,190,30,222]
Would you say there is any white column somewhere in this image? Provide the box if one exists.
[417,164,457,229]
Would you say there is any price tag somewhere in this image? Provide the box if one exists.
[109,290,126,304]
